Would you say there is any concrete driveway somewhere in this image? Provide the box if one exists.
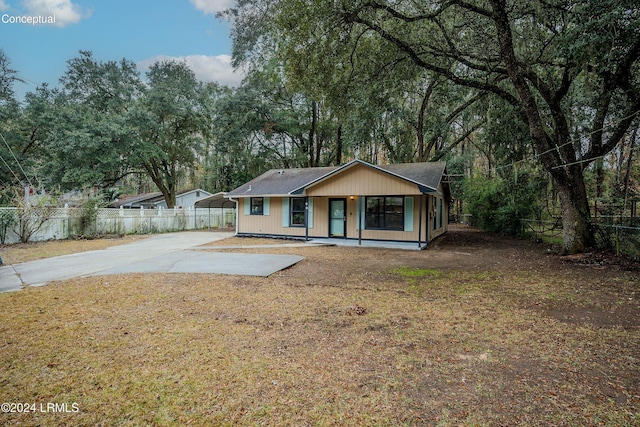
[0,232,305,292]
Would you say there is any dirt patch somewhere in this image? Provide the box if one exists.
[560,251,640,271]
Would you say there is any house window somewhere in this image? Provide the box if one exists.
[365,196,404,230]
[250,197,264,215]
[290,197,306,227]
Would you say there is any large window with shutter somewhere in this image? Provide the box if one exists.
[365,196,404,230]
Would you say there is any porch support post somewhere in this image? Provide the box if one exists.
[305,196,309,241]
[426,196,430,244]
[358,195,362,246]
[418,194,423,248]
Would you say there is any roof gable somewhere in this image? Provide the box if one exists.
[299,159,444,194]
[304,162,422,196]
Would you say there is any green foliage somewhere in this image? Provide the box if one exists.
[129,60,212,207]
[75,196,107,237]
[37,51,143,191]
[463,169,546,236]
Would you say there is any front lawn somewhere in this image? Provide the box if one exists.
[1,228,638,426]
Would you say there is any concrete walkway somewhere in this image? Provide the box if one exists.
[0,232,305,293]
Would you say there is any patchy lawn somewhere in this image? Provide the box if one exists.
[0,226,638,426]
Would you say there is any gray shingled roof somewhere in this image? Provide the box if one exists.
[226,160,448,198]
[226,166,337,197]
[378,162,447,191]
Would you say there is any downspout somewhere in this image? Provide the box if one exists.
[305,196,309,241]
[227,197,239,236]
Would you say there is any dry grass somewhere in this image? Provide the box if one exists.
[0,233,639,426]
[0,235,147,265]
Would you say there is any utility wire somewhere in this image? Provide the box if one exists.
[0,131,33,187]
[0,152,22,183]
[485,111,640,174]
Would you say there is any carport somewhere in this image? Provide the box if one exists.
[194,192,236,230]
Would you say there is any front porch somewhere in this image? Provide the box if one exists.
[309,237,425,251]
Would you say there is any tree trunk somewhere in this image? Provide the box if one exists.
[623,128,637,204]
[335,124,343,165]
[308,100,317,167]
[553,167,594,254]
[416,81,434,161]
[490,0,593,254]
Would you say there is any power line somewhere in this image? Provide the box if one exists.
[0,152,22,183]
[0,131,32,187]
[487,114,640,174]
[551,155,605,170]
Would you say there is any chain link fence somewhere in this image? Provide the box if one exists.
[521,217,640,257]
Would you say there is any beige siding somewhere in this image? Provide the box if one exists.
[345,196,420,242]
[236,177,448,243]
[237,197,329,237]
[306,164,421,197]
[237,198,284,235]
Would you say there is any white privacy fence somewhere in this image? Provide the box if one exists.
[0,206,236,245]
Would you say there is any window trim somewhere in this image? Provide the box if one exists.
[250,197,264,215]
[365,196,405,231]
[289,197,306,227]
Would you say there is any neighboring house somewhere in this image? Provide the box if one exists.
[110,189,213,209]
[225,159,450,247]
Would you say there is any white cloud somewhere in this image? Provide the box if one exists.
[189,0,235,15]
[138,54,245,87]
[0,1,9,11]
[22,0,89,27]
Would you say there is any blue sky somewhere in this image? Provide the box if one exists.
[0,0,242,100]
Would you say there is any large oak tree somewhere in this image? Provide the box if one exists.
[228,0,640,254]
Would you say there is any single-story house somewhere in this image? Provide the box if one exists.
[225,159,450,247]
[110,189,213,209]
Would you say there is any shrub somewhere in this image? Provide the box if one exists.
[463,171,543,236]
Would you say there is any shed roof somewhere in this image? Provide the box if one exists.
[109,192,162,208]
[226,160,449,198]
